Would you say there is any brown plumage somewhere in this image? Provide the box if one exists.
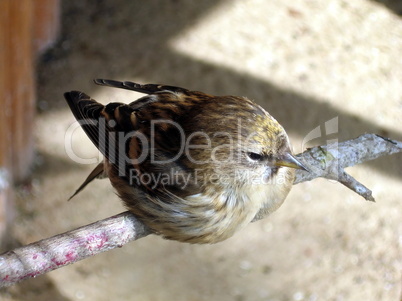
[64,79,306,244]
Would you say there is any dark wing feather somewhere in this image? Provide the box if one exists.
[64,91,104,149]
[64,90,136,169]
[94,78,189,95]
[68,162,104,200]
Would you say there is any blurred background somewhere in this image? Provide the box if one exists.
[1,0,401,300]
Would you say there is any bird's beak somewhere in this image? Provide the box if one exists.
[275,152,309,171]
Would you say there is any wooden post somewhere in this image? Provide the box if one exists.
[0,0,60,249]
[34,0,60,54]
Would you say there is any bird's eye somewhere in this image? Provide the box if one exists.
[247,152,264,162]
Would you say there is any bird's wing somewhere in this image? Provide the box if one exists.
[64,91,137,171]
[64,90,201,197]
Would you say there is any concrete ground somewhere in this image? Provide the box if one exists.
[1,0,402,300]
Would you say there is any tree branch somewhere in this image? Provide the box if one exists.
[0,134,401,287]
[0,213,151,287]
[293,134,401,201]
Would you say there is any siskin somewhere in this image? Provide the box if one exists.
[64,79,306,244]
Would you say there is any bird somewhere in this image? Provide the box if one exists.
[64,79,307,244]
